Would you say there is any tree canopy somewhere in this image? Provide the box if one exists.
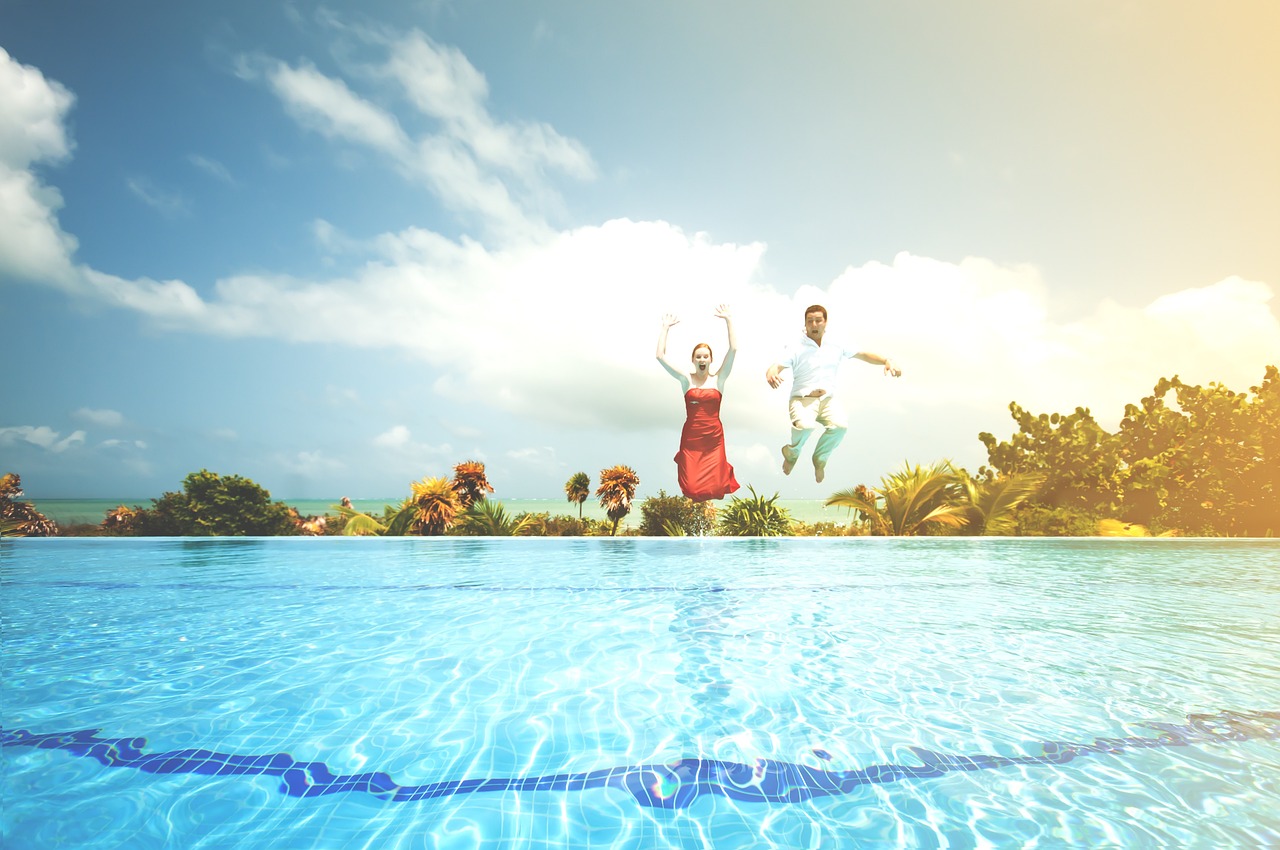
[980,366,1278,536]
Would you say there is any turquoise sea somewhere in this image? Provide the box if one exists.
[29,497,852,529]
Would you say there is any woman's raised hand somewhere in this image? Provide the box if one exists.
[714,304,732,320]
[661,313,680,328]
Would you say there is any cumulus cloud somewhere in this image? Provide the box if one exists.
[0,46,79,287]
[246,27,595,240]
[372,425,452,461]
[810,255,1280,429]
[0,425,86,453]
[5,37,1277,469]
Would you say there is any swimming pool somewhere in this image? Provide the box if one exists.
[3,537,1279,848]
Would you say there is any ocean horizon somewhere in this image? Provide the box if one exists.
[27,497,856,528]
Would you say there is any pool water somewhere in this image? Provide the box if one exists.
[3,537,1279,848]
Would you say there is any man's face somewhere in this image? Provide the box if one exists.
[804,311,827,341]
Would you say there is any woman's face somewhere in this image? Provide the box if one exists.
[692,346,713,371]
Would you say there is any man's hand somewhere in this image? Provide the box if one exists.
[884,360,902,378]
[766,365,785,389]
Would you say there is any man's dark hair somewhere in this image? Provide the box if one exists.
[804,304,827,320]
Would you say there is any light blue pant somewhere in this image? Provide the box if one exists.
[783,395,848,466]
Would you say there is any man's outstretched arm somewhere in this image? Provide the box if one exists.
[854,352,902,377]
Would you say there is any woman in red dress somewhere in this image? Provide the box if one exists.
[656,305,741,502]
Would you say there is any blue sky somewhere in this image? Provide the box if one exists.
[3,1,1278,502]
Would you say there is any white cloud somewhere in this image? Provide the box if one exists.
[266,60,410,156]
[101,438,147,449]
[0,47,79,287]
[0,425,86,453]
[373,424,412,449]
[372,425,452,461]
[247,27,594,240]
[74,407,125,427]
[5,39,1277,476]
[0,47,74,166]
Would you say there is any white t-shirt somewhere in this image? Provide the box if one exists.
[778,335,859,396]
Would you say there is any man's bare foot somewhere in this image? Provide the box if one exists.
[781,446,795,475]
[814,461,826,483]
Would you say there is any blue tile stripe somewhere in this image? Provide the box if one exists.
[4,710,1278,810]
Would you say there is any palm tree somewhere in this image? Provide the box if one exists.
[956,472,1043,536]
[827,460,969,536]
[390,476,462,535]
[564,471,591,518]
[717,486,793,536]
[451,461,494,509]
[335,503,390,536]
[455,500,537,536]
[596,465,640,536]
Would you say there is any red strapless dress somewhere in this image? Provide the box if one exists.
[675,387,740,502]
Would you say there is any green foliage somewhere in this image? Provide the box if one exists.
[983,366,1279,536]
[1117,368,1279,536]
[638,490,717,536]
[955,471,1044,536]
[1008,504,1101,537]
[130,470,300,536]
[335,504,390,536]
[453,499,536,536]
[717,487,793,536]
[792,521,862,537]
[827,461,970,536]
[0,473,58,537]
[979,406,1123,514]
[515,512,612,536]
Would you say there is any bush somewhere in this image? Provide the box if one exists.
[638,490,717,536]
[130,470,301,536]
[717,487,793,536]
[792,521,862,537]
[1010,504,1100,537]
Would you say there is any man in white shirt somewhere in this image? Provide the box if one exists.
[764,304,902,482]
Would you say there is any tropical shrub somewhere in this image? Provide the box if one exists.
[638,490,717,536]
[954,471,1043,536]
[0,474,58,537]
[982,366,1278,536]
[521,513,612,536]
[827,461,969,537]
[717,487,792,536]
[453,499,536,536]
[979,406,1123,515]
[129,470,299,536]
[392,476,462,535]
[100,504,142,536]
[1007,503,1100,537]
